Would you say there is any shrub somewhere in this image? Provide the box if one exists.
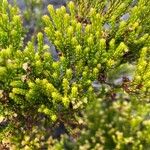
[0,0,150,149]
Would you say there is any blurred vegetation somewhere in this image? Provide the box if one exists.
[0,0,150,149]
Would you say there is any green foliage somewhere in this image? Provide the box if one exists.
[75,98,150,150]
[0,0,24,49]
[0,0,150,149]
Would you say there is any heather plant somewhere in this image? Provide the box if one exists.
[57,47,150,150]
[0,0,150,149]
[72,0,150,60]
[0,0,24,49]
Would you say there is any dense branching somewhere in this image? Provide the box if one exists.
[0,0,150,149]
